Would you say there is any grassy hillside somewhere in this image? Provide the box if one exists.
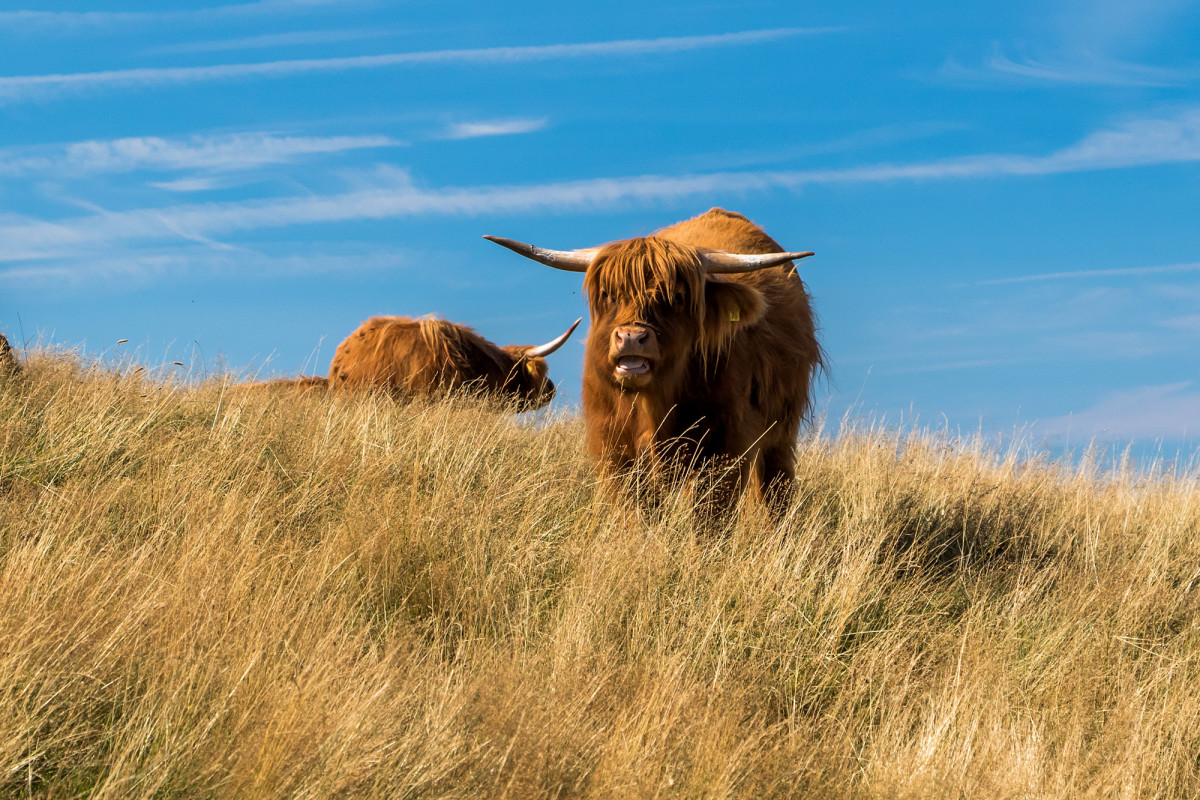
[2,350,1198,799]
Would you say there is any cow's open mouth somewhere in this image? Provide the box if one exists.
[614,356,651,378]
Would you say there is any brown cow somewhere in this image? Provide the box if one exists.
[487,208,822,514]
[275,315,580,410]
[0,333,20,379]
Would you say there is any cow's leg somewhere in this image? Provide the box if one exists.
[687,450,748,536]
[759,444,797,519]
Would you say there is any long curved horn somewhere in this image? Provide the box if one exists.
[524,317,582,359]
[484,235,598,273]
[700,248,815,274]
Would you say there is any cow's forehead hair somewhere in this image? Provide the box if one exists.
[584,236,705,311]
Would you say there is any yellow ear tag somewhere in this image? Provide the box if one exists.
[525,361,537,374]
[728,309,740,322]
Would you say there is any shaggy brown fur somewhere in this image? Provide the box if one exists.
[278,317,564,410]
[579,208,823,514]
[0,334,20,379]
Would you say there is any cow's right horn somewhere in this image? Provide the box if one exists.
[525,317,582,359]
[484,236,598,273]
[700,249,816,274]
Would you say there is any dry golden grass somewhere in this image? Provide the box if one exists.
[2,348,1198,799]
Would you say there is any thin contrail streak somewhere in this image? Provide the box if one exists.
[0,28,838,101]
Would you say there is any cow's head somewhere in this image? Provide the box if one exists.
[498,317,581,409]
[485,235,811,393]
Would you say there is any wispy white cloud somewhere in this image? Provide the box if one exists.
[442,118,548,140]
[995,52,1189,87]
[804,107,1200,181]
[869,270,1200,377]
[1046,110,1200,168]
[876,356,1026,374]
[0,131,403,176]
[1052,0,1196,58]
[0,167,767,263]
[0,0,359,34]
[670,121,969,172]
[2,109,1199,264]
[0,28,838,103]
[0,241,414,287]
[975,261,1200,285]
[150,177,231,192]
[942,50,1196,88]
[142,28,397,56]
[1159,313,1200,332]
[941,0,1200,88]
[1039,382,1199,441]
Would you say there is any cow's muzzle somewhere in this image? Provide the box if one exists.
[610,324,659,384]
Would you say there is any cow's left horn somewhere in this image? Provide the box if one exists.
[701,249,815,274]
[484,236,598,273]
[525,317,583,359]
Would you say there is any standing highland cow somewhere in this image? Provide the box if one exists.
[277,316,580,411]
[487,208,822,513]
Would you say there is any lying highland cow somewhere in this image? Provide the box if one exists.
[272,316,580,410]
[487,208,822,513]
[0,333,20,379]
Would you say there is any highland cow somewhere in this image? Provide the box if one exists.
[277,316,580,410]
[487,208,821,513]
[0,333,19,379]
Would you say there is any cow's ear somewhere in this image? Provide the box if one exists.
[523,357,549,384]
[504,345,550,383]
[701,278,766,349]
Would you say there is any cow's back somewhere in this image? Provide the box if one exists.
[328,316,513,398]
[329,316,438,395]
[654,207,786,255]
[0,333,19,379]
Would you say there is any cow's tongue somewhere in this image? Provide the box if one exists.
[615,356,650,375]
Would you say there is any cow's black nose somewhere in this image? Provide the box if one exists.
[614,327,648,347]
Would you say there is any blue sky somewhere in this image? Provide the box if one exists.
[2,0,1198,455]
